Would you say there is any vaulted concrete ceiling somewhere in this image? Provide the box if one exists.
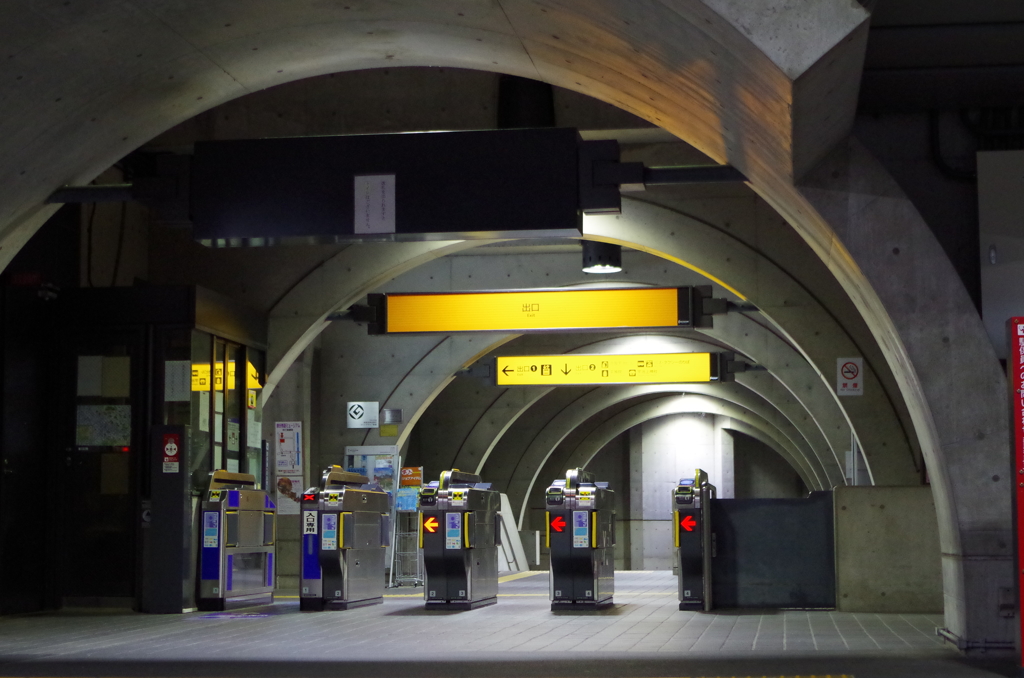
[0,0,868,273]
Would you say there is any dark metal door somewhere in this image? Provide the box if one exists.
[58,329,145,605]
[711,491,835,608]
[0,288,55,613]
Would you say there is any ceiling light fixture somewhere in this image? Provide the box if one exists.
[581,240,622,274]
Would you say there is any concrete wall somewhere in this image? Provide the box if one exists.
[628,413,730,570]
[260,345,316,591]
[580,432,631,571]
[733,430,807,499]
[835,486,943,613]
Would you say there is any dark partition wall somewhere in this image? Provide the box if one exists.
[711,491,835,609]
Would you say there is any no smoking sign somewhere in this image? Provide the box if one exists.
[836,357,863,396]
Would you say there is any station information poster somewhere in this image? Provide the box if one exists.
[275,421,303,515]
[395,486,419,512]
[345,445,398,499]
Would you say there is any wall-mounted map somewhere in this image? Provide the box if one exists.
[76,405,131,447]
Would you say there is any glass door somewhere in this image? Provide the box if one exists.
[207,338,265,484]
[60,329,143,604]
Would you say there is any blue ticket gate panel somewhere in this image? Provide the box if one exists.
[545,468,615,610]
[198,470,276,610]
[299,466,391,611]
[418,470,501,610]
[674,469,715,611]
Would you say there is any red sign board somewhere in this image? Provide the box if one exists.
[680,514,697,532]
[161,433,180,474]
[401,466,423,486]
[422,515,438,533]
[1007,318,1024,668]
[550,515,566,533]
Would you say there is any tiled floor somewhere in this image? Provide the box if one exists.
[0,571,1014,678]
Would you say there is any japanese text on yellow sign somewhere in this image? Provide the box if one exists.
[191,361,262,391]
[496,353,713,386]
[385,288,679,333]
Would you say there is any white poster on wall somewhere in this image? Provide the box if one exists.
[354,174,396,235]
[346,401,380,429]
[275,421,302,474]
[275,474,303,516]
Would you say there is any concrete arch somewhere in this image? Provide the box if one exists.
[591,197,916,484]
[495,383,826,528]
[522,383,825,524]
[263,239,486,404]
[710,313,849,483]
[273,202,900,486]
[0,1,864,271]
[520,395,815,531]
[458,387,553,475]
[0,0,1004,643]
[299,246,863,491]
[546,382,821,482]
[446,331,845,487]
[445,330,846,487]
[564,396,806,485]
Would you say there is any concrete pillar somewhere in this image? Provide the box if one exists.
[629,413,732,569]
[715,416,736,499]
[261,344,315,591]
[628,426,644,571]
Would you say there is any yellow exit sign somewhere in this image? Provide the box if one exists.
[496,353,715,386]
[382,288,680,333]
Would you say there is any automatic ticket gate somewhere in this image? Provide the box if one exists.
[545,468,615,610]
[674,469,715,611]
[418,470,501,610]
[299,466,391,611]
[198,470,277,610]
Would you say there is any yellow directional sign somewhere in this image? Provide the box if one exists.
[383,288,680,333]
[496,353,714,386]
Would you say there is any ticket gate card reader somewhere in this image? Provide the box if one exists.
[546,468,615,610]
[674,469,715,611]
[299,466,391,611]
[419,470,501,610]
[198,470,277,611]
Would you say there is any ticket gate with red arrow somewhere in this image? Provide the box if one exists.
[298,466,391,611]
[418,469,501,609]
[545,468,615,610]
[674,469,715,611]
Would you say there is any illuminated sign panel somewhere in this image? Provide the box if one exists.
[422,515,439,533]
[496,353,713,386]
[383,288,679,333]
[191,361,262,391]
[550,515,566,532]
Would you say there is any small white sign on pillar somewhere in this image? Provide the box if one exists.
[836,357,864,396]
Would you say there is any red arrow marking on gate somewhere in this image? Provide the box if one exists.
[423,516,438,533]
[680,515,697,532]
[551,515,566,532]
